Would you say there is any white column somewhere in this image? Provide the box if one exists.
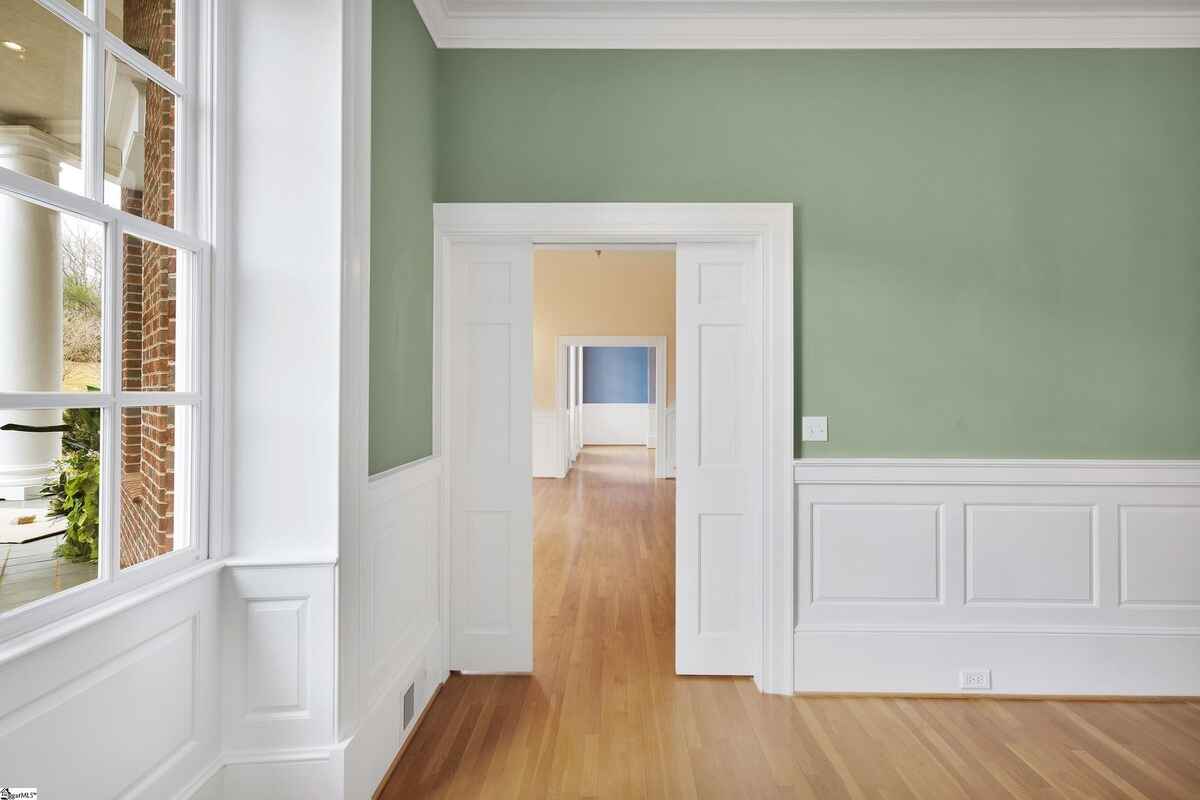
[0,126,65,501]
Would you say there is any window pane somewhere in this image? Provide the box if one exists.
[0,0,86,196]
[122,233,185,392]
[120,405,187,568]
[0,406,102,615]
[0,190,105,393]
[106,0,177,78]
[104,53,176,227]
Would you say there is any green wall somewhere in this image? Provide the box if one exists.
[370,40,1200,465]
[435,50,1200,458]
[369,0,436,473]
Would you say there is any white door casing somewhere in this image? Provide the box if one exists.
[448,241,534,672]
[435,203,794,692]
[675,242,762,675]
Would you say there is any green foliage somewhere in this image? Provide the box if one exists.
[46,448,101,562]
[63,272,101,315]
[62,405,101,453]
[43,400,103,563]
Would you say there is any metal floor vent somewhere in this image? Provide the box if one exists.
[403,682,416,729]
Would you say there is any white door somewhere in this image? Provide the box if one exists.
[675,242,762,675]
[449,241,534,672]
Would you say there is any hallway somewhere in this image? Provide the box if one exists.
[380,447,1200,799]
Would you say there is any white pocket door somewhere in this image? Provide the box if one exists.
[675,242,762,675]
[448,241,534,673]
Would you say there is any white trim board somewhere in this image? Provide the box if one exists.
[793,458,1200,695]
[339,0,374,744]
[413,0,1200,49]
[436,203,794,694]
[794,458,1200,486]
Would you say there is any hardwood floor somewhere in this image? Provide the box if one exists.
[380,446,1200,799]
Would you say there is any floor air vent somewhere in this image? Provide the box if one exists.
[403,682,416,729]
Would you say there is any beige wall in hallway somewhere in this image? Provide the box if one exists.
[534,249,675,410]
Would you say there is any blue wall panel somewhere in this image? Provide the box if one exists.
[583,347,649,403]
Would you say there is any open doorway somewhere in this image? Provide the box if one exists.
[552,336,672,479]
[439,203,793,693]
[529,246,675,480]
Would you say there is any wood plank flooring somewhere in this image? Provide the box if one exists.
[380,446,1200,799]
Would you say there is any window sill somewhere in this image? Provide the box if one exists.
[0,557,223,667]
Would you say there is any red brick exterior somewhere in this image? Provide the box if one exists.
[118,0,177,569]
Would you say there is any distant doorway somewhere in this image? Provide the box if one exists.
[556,335,670,479]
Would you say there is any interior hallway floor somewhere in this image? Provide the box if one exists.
[380,446,1200,799]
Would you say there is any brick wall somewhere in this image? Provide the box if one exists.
[118,0,177,569]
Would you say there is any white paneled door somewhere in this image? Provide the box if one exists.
[449,241,534,672]
[675,242,762,675]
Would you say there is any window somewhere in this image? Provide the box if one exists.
[0,0,213,638]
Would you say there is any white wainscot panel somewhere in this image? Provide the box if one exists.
[246,599,307,715]
[1121,505,1200,606]
[341,457,448,800]
[2,622,194,797]
[794,460,1200,696]
[364,459,442,709]
[223,564,335,752]
[967,505,1095,605]
[582,403,650,446]
[812,504,941,603]
[0,569,220,799]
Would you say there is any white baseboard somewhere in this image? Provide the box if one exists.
[794,626,1200,695]
[794,458,1200,695]
[206,748,342,800]
[341,623,445,799]
[182,624,445,799]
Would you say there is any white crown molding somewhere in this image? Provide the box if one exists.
[413,0,1200,48]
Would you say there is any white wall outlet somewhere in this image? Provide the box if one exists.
[959,669,992,690]
[801,416,828,442]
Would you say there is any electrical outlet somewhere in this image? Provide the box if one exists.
[801,416,828,442]
[959,669,991,690]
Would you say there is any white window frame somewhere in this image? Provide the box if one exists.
[0,0,221,642]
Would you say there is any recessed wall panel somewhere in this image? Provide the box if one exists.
[698,262,742,304]
[966,505,1094,604]
[1121,506,1200,605]
[699,514,742,635]
[698,324,741,466]
[813,504,940,602]
[246,599,306,714]
[469,261,512,304]
[467,323,511,464]
[0,619,195,799]
[466,511,512,633]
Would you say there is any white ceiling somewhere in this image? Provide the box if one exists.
[413,0,1200,48]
